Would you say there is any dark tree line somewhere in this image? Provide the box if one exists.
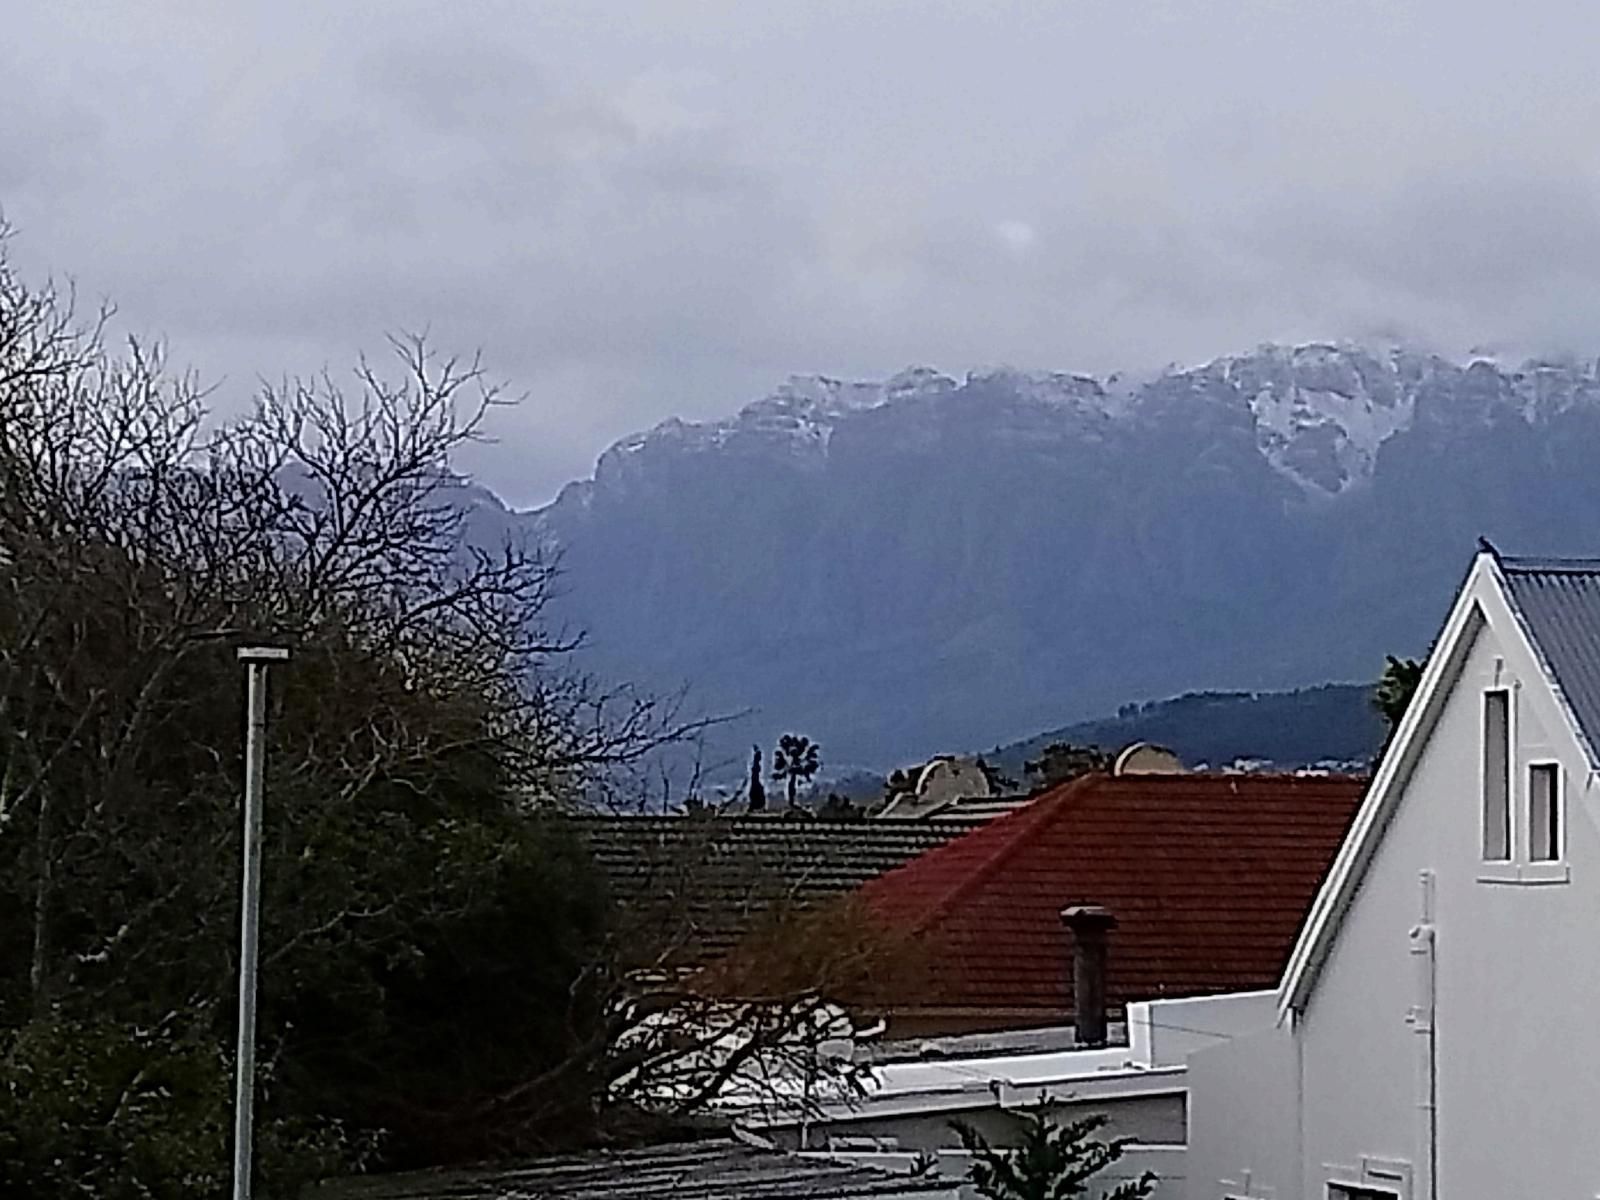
[0,232,742,1196]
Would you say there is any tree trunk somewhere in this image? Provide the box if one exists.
[30,789,52,1018]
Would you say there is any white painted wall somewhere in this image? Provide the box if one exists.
[1128,992,1277,1070]
[1189,586,1600,1199]
[1186,1021,1298,1200]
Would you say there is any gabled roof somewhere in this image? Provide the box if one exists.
[1278,550,1600,1017]
[317,1138,959,1199]
[571,814,983,964]
[859,773,1363,1019]
[1499,556,1600,764]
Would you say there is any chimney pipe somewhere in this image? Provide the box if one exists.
[1061,905,1117,1047]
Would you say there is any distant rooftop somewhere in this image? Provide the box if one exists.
[570,814,983,965]
[316,1139,959,1200]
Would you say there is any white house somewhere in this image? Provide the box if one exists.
[737,992,1278,1200]
[1187,549,1600,1200]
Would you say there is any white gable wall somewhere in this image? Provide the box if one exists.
[1303,590,1600,1198]
[1186,1021,1299,1200]
[1188,573,1600,1199]
[1427,598,1600,1199]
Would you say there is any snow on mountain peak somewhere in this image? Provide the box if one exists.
[569,343,1600,507]
[886,366,958,400]
[770,373,882,413]
[1217,344,1417,495]
[606,368,960,465]
[965,366,1110,412]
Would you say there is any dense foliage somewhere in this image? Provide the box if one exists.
[0,235,701,1194]
[1023,743,1114,791]
[1373,655,1424,734]
[952,1106,1155,1200]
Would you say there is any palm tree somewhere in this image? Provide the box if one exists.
[771,734,821,808]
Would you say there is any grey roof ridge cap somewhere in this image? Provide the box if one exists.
[1498,555,1600,573]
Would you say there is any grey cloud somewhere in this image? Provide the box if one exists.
[9,0,1600,504]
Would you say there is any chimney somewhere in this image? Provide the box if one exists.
[1061,905,1117,1047]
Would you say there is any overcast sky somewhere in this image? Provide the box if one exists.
[8,1,1600,505]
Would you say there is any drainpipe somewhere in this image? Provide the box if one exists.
[1407,870,1437,1200]
[1294,1009,1306,1200]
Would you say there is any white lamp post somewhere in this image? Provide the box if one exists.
[233,645,289,1200]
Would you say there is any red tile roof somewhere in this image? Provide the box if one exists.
[859,772,1365,1019]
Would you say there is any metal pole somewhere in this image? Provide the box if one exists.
[233,646,289,1200]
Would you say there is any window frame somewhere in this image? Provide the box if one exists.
[1219,1171,1275,1199]
[1527,759,1563,864]
[1323,1155,1410,1200]
[1481,688,1512,863]
[1474,679,1573,886]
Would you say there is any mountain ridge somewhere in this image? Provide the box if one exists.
[511,341,1600,769]
[536,341,1600,518]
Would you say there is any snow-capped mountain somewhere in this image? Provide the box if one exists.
[528,343,1600,767]
[559,343,1600,512]
[596,369,949,480]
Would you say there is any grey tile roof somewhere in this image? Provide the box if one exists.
[570,815,982,964]
[1498,556,1600,761]
[316,1139,959,1199]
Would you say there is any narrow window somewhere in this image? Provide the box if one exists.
[1482,690,1510,861]
[1530,763,1560,862]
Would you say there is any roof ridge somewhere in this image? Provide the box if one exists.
[1499,555,1600,574]
[898,774,1101,935]
[1100,772,1364,783]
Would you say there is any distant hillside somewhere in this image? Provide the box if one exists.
[986,683,1384,777]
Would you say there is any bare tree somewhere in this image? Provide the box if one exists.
[0,230,892,1187]
[546,813,933,1137]
[0,237,719,983]
[484,883,926,1140]
[0,230,729,1179]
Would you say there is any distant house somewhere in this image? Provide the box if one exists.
[570,814,982,970]
[877,756,999,820]
[855,772,1365,1038]
[739,991,1268,1200]
[1188,551,1600,1200]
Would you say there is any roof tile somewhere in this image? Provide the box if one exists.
[860,773,1364,1016]
[571,814,984,963]
[318,1139,952,1199]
